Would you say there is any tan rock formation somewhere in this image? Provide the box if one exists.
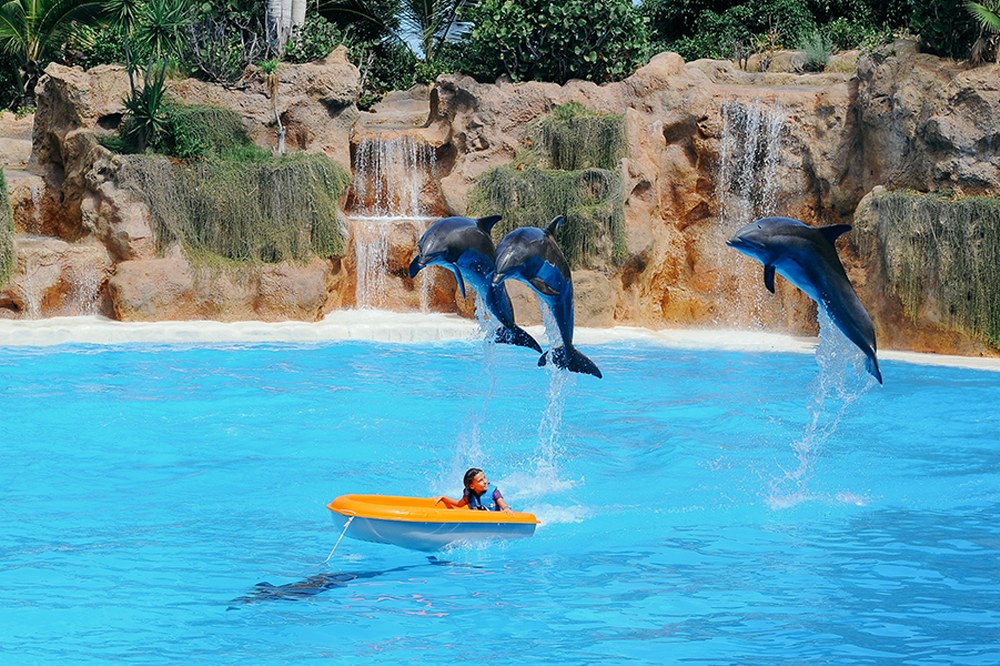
[8,43,1000,359]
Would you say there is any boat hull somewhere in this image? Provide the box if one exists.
[328,494,539,552]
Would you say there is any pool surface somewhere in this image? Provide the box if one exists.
[2,330,998,664]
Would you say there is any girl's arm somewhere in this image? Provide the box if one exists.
[436,495,467,509]
[495,492,513,514]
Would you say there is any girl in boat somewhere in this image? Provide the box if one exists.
[437,467,512,513]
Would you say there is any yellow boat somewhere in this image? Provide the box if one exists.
[327,494,540,552]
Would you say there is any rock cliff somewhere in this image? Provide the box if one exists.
[3,42,999,357]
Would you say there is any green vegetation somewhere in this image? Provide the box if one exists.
[0,0,990,111]
[800,29,833,71]
[531,102,628,171]
[966,0,1000,63]
[468,104,627,268]
[0,169,13,288]
[462,0,649,84]
[859,189,1000,348]
[118,151,349,264]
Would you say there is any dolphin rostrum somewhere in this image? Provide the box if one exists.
[409,215,541,352]
[726,215,883,384]
[493,216,602,378]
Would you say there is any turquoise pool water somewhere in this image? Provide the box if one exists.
[2,334,998,664]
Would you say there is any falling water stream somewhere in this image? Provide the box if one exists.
[349,135,438,309]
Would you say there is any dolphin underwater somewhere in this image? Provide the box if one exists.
[493,216,602,378]
[409,215,542,352]
[726,215,883,384]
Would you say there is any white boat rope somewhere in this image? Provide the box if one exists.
[322,514,355,564]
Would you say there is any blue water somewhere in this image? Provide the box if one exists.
[2,335,999,664]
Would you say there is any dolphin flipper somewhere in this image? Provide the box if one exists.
[538,345,602,378]
[450,265,468,299]
[494,324,543,352]
[764,264,776,293]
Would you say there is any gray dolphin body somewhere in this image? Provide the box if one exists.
[727,215,882,384]
[409,215,541,352]
[493,216,602,378]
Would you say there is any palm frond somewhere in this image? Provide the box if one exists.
[967,1,1000,33]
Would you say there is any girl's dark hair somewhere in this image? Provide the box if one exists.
[463,467,482,489]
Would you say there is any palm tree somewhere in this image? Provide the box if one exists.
[967,0,1000,64]
[321,0,470,61]
[0,0,107,107]
[266,0,306,56]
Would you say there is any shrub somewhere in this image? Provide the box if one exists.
[462,0,650,84]
[668,0,816,61]
[284,14,345,64]
[909,0,979,59]
[117,151,350,263]
[800,29,833,70]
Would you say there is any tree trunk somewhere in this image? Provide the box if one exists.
[266,0,288,55]
[291,0,306,31]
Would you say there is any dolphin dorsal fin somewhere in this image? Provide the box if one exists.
[818,224,852,246]
[544,216,565,236]
[477,215,502,234]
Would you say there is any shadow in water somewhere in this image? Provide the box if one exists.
[228,556,480,608]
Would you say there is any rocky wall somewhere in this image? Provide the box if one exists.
[3,42,1000,357]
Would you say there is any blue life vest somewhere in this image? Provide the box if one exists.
[465,484,501,511]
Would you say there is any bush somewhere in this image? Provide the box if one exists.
[284,14,345,63]
[462,0,650,84]
[668,0,817,61]
[909,0,979,59]
[642,0,738,43]
[800,29,833,70]
[530,102,627,171]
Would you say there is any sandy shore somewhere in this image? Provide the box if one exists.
[0,310,997,372]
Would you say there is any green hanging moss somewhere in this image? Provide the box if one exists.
[468,164,626,268]
[468,103,628,268]
[162,103,253,159]
[118,152,350,265]
[0,169,12,288]
[857,189,1000,348]
[529,102,626,171]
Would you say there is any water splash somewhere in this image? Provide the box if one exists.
[766,310,877,509]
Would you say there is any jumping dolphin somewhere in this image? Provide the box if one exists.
[726,216,883,384]
[409,215,542,352]
[493,216,602,378]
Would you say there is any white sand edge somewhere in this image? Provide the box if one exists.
[0,310,997,373]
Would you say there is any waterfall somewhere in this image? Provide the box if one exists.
[350,135,436,217]
[717,100,786,228]
[71,265,102,315]
[713,99,788,326]
[28,181,43,235]
[348,135,438,309]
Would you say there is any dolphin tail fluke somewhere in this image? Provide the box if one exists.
[493,324,543,353]
[866,354,883,384]
[538,345,602,378]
